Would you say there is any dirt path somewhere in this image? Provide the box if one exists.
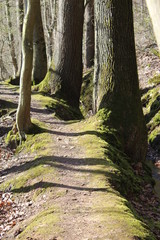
[0,84,120,239]
[1,82,159,240]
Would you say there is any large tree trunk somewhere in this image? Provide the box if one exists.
[93,0,147,162]
[32,0,47,84]
[146,0,160,51]
[84,0,94,69]
[52,0,84,108]
[16,0,38,139]
[5,0,18,77]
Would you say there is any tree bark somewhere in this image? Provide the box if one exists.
[42,0,57,66]
[16,0,24,77]
[146,0,160,51]
[32,0,47,84]
[5,0,18,77]
[93,0,147,162]
[16,0,38,139]
[52,0,84,108]
[84,0,94,69]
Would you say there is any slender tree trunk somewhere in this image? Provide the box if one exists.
[23,0,27,14]
[16,0,24,77]
[32,0,47,84]
[94,0,147,162]
[84,0,94,69]
[5,0,18,77]
[52,0,84,108]
[0,41,8,79]
[16,0,38,139]
[42,0,57,67]
[146,0,160,51]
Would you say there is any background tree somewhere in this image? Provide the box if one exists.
[51,0,84,108]
[146,0,160,51]
[84,0,94,69]
[5,0,18,77]
[32,0,47,84]
[93,0,147,162]
[16,0,38,140]
[16,0,24,77]
[42,0,57,66]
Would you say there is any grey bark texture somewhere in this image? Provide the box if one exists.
[16,0,38,139]
[16,0,24,77]
[32,0,47,84]
[5,0,18,77]
[52,0,84,108]
[93,0,147,162]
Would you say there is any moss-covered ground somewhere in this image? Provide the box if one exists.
[141,76,160,151]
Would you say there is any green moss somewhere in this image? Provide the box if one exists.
[148,126,160,151]
[2,79,19,91]
[32,71,51,93]
[17,206,60,240]
[5,125,20,149]
[0,164,54,192]
[33,93,83,120]
[147,111,160,131]
[141,91,152,108]
[149,75,160,86]
[5,119,50,153]
[18,132,51,155]
[80,68,93,116]
[150,48,160,59]
[70,113,155,239]
[142,87,160,124]
[141,81,160,151]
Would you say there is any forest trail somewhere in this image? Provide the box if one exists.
[0,82,153,240]
[1,40,160,239]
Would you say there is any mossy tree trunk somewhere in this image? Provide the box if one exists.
[84,0,94,69]
[52,0,84,108]
[32,0,47,84]
[94,0,147,162]
[146,0,160,51]
[16,0,38,139]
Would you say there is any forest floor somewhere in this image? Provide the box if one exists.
[0,45,160,239]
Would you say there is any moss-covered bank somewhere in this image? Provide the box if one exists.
[70,111,156,239]
[141,76,160,151]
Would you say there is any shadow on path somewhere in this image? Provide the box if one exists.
[12,181,108,193]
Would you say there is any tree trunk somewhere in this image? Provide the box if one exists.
[5,0,18,77]
[16,0,38,139]
[16,0,24,77]
[0,41,9,80]
[52,0,84,108]
[146,0,160,51]
[84,0,94,69]
[42,0,57,66]
[32,0,47,84]
[93,0,147,162]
